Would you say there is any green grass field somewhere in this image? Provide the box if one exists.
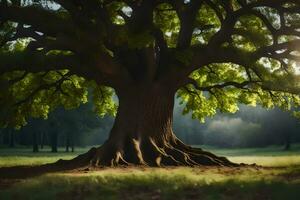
[0,145,300,200]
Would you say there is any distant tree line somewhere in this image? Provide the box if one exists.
[0,103,113,152]
[1,103,300,151]
[174,104,300,150]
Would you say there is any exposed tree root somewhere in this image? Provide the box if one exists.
[0,136,248,180]
[54,137,240,169]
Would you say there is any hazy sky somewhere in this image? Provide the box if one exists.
[173,102,300,147]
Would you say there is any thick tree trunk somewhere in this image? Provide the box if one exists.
[33,132,39,153]
[63,85,237,168]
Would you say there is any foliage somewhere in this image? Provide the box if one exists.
[0,39,116,128]
[1,0,300,127]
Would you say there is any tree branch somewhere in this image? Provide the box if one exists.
[0,5,75,37]
[170,0,203,48]
[0,51,79,75]
[187,78,260,92]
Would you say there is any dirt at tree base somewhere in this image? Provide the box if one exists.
[0,158,260,191]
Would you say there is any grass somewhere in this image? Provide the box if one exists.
[0,146,88,167]
[0,145,300,200]
[204,144,300,167]
[1,167,300,200]
[1,144,300,167]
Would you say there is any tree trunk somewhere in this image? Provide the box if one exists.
[33,132,39,153]
[51,132,58,153]
[0,132,3,145]
[40,131,44,149]
[63,85,237,167]
[71,136,74,152]
[284,135,291,151]
[9,130,15,148]
[3,131,9,146]
[65,132,70,152]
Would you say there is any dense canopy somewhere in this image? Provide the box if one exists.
[1,0,300,127]
[1,0,300,167]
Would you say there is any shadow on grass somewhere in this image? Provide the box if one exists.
[1,170,300,200]
[0,158,87,181]
[0,148,96,180]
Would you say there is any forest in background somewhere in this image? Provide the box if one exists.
[1,100,300,152]
[174,104,300,149]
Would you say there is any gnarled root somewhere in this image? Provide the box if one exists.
[58,137,239,168]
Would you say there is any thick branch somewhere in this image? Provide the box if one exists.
[170,0,203,48]
[0,51,78,75]
[0,5,75,36]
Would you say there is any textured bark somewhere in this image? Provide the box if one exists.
[61,85,238,168]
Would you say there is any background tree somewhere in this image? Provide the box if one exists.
[49,103,110,152]
[0,128,17,148]
[1,0,300,167]
[1,103,300,150]
[0,102,113,152]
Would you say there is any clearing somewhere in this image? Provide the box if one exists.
[0,145,300,200]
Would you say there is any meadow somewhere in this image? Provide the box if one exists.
[0,145,300,200]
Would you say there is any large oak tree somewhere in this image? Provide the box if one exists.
[1,0,300,167]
